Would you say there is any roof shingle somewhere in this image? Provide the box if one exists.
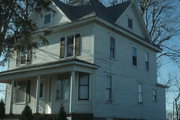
[53,0,131,23]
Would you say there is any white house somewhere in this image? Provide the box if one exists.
[0,0,167,120]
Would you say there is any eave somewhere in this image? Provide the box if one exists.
[33,16,161,52]
[0,59,99,82]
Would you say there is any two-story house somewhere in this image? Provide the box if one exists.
[0,0,167,120]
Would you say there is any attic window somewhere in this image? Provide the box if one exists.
[128,18,133,29]
[44,14,51,24]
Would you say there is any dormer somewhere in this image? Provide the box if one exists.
[29,1,71,29]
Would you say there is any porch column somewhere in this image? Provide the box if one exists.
[35,76,41,113]
[69,71,75,114]
[9,79,14,114]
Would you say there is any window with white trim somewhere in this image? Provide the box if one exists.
[44,14,51,24]
[128,18,133,29]
[145,52,149,70]
[132,47,137,66]
[153,89,157,102]
[110,36,116,58]
[16,48,32,66]
[60,34,81,58]
[106,75,112,102]
[78,73,89,100]
[138,83,143,103]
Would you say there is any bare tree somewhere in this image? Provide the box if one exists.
[137,0,180,62]
[166,73,180,120]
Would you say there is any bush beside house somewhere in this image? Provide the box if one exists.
[20,105,33,120]
[0,100,6,119]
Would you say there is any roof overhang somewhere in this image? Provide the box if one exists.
[0,59,99,82]
[33,16,161,52]
[156,83,169,89]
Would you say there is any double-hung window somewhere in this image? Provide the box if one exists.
[106,75,112,102]
[128,18,133,29]
[44,14,51,24]
[110,36,116,58]
[16,47,32,66]
[132,47,137,66]
[145,52,149,70]
[60,34,81,58]
[78,73,89,100]
[138,83,143,103]
[153,89,157,102]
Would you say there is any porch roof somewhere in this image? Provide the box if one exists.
[0,59,99,82]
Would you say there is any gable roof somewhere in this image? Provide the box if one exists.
[52,0,131,23]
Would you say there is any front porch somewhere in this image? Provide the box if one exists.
[0,59,98,116]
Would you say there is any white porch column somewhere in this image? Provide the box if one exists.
[69,71,75,114]
[9,79,14,114]
[35,76,41,113]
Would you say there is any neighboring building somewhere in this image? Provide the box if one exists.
[0,0,167,120]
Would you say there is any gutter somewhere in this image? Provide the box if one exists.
[32,16,161,52]
[0,60,99,77]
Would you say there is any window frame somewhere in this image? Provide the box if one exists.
[132,46,137,66]
[16,48,32,66]
[145,52,149,71]
[78,73,89,100]
[128,18,133,29]
[56,73,70,101]
[105,74,112,103]
[137,83,143,103]
[60,34,81,58]
[110,36,116,58]
[44,14,51,24]
[152,89,157,103]
[14,80,28,104]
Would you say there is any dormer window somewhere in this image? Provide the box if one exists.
[44,14,51,24]
[128,18,133,29]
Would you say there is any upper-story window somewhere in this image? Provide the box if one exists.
[132,46,137,66]
[145,52,149,70]
[60,34,81,58]
[16,48,32,66]
[110,36,116,58]
[152,89,157,102]
[138,83,143,103]
[44,14,51,24]
[128,18,133,29]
